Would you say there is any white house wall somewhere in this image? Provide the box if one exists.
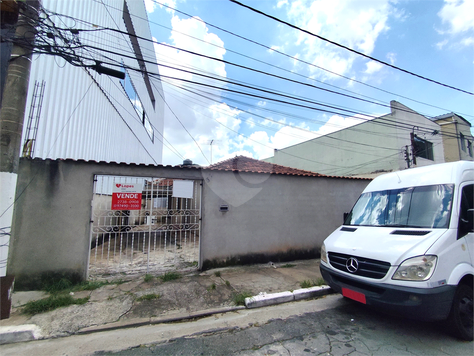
[22,0,164,164]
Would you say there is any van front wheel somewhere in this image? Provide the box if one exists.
[447,284,473,341]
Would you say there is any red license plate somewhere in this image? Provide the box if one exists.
[342,287,367,304]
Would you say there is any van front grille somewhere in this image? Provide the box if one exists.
[328,252,391,279]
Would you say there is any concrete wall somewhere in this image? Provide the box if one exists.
[9,158,369,288]
[9,158,202,289]
[199,169,369,268]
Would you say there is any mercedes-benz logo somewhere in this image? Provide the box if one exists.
[346,257,359,273]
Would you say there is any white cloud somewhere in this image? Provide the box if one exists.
[364,60,383,74]
[386,52,396,65]
[438,0,474,34]
[241,113,372,160]
[280,0,395,81]
[436,39,449,50]
[437,0,474,48]
[145,0,177,14]
[154,15,242,166]
[460,37,474,47]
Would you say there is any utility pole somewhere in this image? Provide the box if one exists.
[0,0,40,277]
[404,145,410,169]
[410,129,417,166]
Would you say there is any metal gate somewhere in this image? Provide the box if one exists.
[88,175,201,277]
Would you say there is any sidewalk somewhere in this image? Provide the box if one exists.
[0,259,332,344]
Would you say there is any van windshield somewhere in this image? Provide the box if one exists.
[345,184,454,229]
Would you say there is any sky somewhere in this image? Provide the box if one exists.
[143,0,474,166]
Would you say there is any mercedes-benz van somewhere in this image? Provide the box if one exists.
[320,161,473,340]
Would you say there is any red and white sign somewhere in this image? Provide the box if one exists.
[112,183,142,210]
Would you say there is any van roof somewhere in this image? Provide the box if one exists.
[364,161,474,192]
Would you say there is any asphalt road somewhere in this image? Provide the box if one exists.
[1,295,471,356]
[98,297,472,356]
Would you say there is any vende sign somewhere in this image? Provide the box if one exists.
[112,183,142,210]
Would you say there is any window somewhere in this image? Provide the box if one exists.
[120,68,154,142]
[468,141,473,158]
[458,184,473,238]
[413,135,434,160]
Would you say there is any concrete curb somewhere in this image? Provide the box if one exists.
[0,286,334,344]
[0,324,42,345]
[245,285,333,308]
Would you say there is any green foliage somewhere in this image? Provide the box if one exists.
[214,271,221,277]
[208,283,216,291]
[160,271,181,282]
[144,274,154,283]
[300,278,326,288]
[233,292,253,306]
[22,295,89,315]
[315,277,326,286]
[39,272,82,293]
[300,280,313,288]
[281,263,296,268]
[136,293,160,302]
[72,280,110,292]
[225,280,231,287]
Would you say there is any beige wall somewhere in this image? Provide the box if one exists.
[435,115,474,162]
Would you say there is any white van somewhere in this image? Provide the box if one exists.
[320,161,473,341]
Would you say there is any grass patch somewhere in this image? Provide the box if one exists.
[208,283,216,291]
[22,295,89,315]
[225,280,231,287]
[300,278,326,288]
[144,274,154,283]
[72,280,110,292]
[160,271,181,282]
[281,263,296,268]
[233,292,253,306]
[214,271,221,277]
[300,280,313,288]
[136,293,160,302]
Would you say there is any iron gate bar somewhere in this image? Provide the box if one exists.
[89,175,201,278]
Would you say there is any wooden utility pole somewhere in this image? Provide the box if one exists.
[0,0,40,277]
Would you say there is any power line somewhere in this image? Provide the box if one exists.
[16,3,470,168]
[149,0,473,118]
[230,0,474,96]
[34,4,474,123]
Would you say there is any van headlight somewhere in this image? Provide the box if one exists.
[392,255,437,281]
[320,243,328,264]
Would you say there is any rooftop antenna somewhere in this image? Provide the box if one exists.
[207,139,221,164]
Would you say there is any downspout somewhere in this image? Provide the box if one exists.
[454,117,462,160]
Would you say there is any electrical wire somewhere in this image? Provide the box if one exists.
[230,0,473,96]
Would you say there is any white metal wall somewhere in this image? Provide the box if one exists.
[22,0,164,164]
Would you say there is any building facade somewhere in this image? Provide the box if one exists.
[1,0,164,277]
[19,0,164,164]
[433,113,473,162]
[265,101,447,177]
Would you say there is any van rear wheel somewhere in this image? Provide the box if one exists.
[447,284,473,341]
